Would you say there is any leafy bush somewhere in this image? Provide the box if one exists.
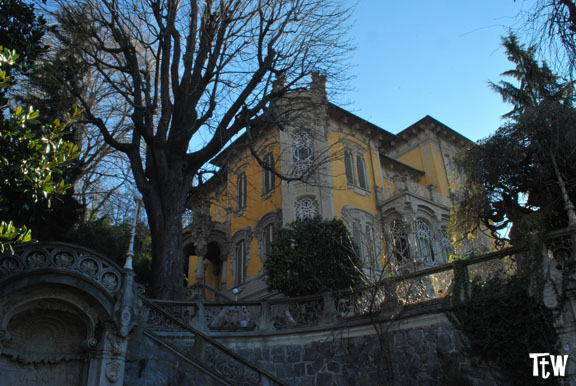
[264,217,363,297]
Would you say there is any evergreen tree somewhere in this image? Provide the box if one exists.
[453,35,576,244]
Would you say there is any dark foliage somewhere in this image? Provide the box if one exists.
[64,219,153,290]
[449,276,559,386]
[264,217,363,297]
[453,34,576,244]
[0,0,45,79]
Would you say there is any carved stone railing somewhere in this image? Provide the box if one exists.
[0,242,123,297]
[141,297,286,386]
[380,179,452,207]
[147,240,550,333]
[185,282,235,301]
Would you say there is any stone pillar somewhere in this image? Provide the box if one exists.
[321,291,337,324]
[195,247,208,285]
[258,301,274,331]
[86,325,128,386]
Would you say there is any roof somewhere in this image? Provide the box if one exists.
[327,103,396,140]
[379,153,425,179]
[396,115,472,144]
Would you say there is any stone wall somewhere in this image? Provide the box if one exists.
[214,315,504,386]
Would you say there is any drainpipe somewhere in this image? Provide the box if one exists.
[368,129,381,209]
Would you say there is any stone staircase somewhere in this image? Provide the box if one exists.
[128,296,286,386]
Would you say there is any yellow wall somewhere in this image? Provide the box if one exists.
[219,132,282,288]
[396,140,450,197]
[328,132,381,219]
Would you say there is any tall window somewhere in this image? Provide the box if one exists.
[391,220,409,262]
[264,224,275,257]
[439,229,452,263]
[356,155,367,189]
[343,148,368,191]
[235,240,246,285]
[416,220,435,263]
[292,131,314,175]
[344,150,355,185]
[366,226,376,267]
[352,221,363,258]
[262,153,275,195]
[236,173,246,211]
[295,198,319,220]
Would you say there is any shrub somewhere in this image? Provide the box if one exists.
[264,217,363,297]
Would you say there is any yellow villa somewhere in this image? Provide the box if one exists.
[182,74,488,300]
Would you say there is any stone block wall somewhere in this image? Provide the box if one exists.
[222,321,504,386]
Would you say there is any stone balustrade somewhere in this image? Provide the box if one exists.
[149,238,539,333]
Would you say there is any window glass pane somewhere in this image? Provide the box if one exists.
[440,229,452,263]
[344,150,355,184]
[263,153,275,194]
[264,224,275,256]
[391,220,409,262]
[416,220,435,263]
[366,226,376,266]
[236,240,246,285]
[236,173,246,210]
[356,155,367,189]
[352,222,363,258]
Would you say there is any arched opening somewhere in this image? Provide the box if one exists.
[204,241,223,290]
[183,241,223,292]
[183,243,196,287]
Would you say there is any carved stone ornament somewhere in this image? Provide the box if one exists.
[105,361,122,382]
[294,197,319,220]
[0,243,124,296]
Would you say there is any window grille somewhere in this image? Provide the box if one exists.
[295,198,319,220]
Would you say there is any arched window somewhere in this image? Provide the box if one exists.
[262,153,275,195]
[236,173,246,211]
[415,220,435,263]
[295,198,319,220]
[343,145,369,191]
[235,240,247,285]
[344,150,355,185]
[292,131,314,175]
[391,220,409,262]
[439,229,452,263]
[356,154,367,189]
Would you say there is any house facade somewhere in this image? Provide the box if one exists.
[183,74,488,300]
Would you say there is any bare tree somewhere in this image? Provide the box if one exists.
[520,0,576,76]
[19,6,135,222]
[43,0,352,299]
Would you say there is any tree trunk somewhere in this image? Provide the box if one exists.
[144,173,187,300]
[550,149,576,228]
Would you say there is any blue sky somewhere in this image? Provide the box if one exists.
[341,1,535,142]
